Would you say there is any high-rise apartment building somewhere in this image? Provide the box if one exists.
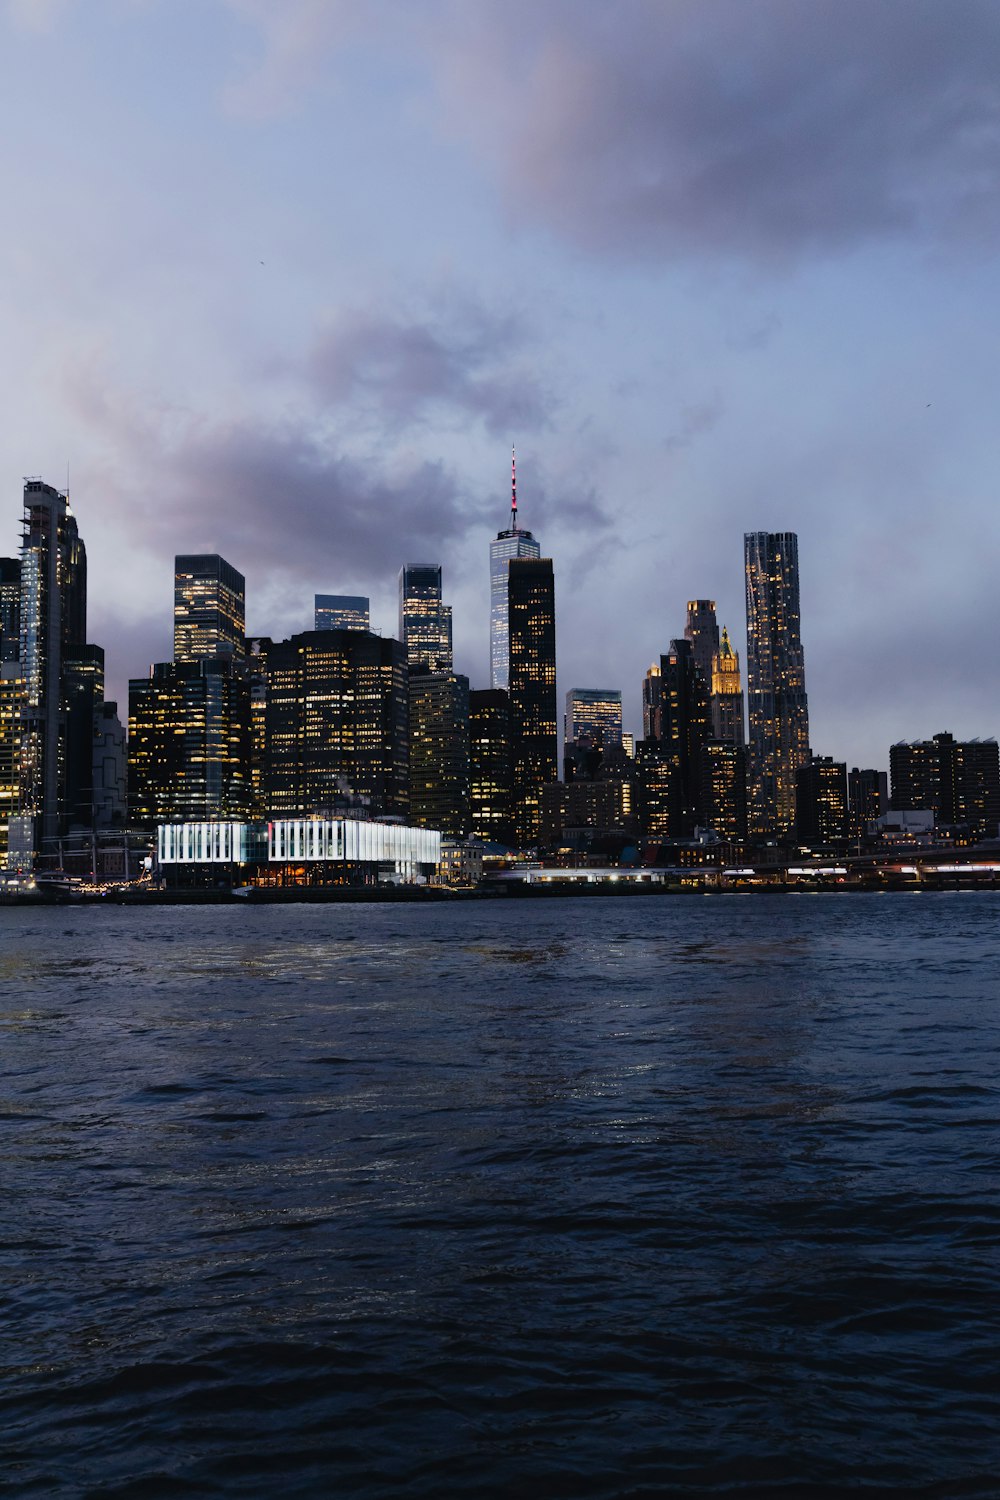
[399,565,452,672]
[700,741,747,843]
[174,554,245,662]
[508,556,557,847]
[684,600,719,685]
[314,595,370,632]
[12,479,90,862]
[490,451,540,690]
[710,627,745,747]
[0,663,24,857]
[795,756,848,846]
[565,688,623,749]
[264,629,408,819]
[890,733,1000,839]
[744,531,810,839]
[642,663,662,741]
[848,767,887,842]
[408,670,470,836]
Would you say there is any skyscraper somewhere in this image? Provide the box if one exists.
[508,556,557,846]
[658,638,711,836]
[710,627,745,746]
[264,629,408,819]
[565,688,623,749]
[398,565,452,672]
[174,554,245,662]
[0,557,20,662]
[744,531,810,839]
[408,670,470,836]
[469,688,514,846]
[890,733,1000,839]
[12,479,89,862]
[490,451,540,690]
[684,600,719,685]
[314,595,370,632]
[795,756,848,845]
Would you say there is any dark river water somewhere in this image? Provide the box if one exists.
[2,893,999,1498]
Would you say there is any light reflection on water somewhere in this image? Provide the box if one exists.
[1,894,999,1499]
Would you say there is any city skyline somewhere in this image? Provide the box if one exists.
[2,4,1000,771]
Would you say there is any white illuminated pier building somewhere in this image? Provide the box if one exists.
[158,817,441,883]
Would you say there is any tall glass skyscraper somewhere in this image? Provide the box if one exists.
[565,688,623,749]
[398,565,452,672]
[174,554,245,662]
[490,451,540,690]
[314,595,369,632]
[744,531,810,838]
[508,556,557,847]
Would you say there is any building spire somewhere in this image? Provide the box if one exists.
[511,445,518,531]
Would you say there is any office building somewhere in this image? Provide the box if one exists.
[635,738,674,839]
[700,741,747,843]
[508,556,557,846]
[93,702,127,830]
[314,594,370,632]
[128,657,252,828]
[684,600,719,685]
[710,627,745,747]
[848,767,888,842]
[0,558,19,661]
[490,451,541,690]
[246,636,272,817]
[565,688,623,750]
[642,663,662,741]
[399,565,452,672]
[12,479,90,863]
[795,756,848,845]
[890,733,1000,839]
[174,554,245,662]
[64,643,105,831]
[744,531,810,839]
[657,638,711,837]
[264,629,408,819]
[0,663,24,858]
[408,669,470,836]
[469,688,514,846]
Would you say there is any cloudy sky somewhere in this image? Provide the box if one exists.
[2,0,999,768]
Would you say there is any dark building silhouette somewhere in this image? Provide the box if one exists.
[0,557,19,662]
[635,738,674,839]
[399,565,452,672]
[174,554,246,663]
[848,767,888,842]
[508,556,557,847]
[795,755,848,845]
[684,599,720,684]
[408,669,470,836]
[657,637,711,837]
[263,629,408,819]
[469,688,514,846]
[890,733,1000,839]
[744,531,810,839]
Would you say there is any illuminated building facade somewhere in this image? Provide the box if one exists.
[0,557,19,661]
[314,595,370,632]
[174,554,245,662]
[635,739,673,838]
[490,452,540,690]
[540,777,634,846]
[399,565,452,671]
[157,816,440,888]
[700,741,747,842]
[469,688,514,846]
[408,669,471,836]
[795,755,848,845]
[0,663,24,857]
[264,629,408,819]
[565,688,623,750]
[710,627,745,747]
[890,733,1000,838]
[246,636,271,817]
[744,531,810,839]
[684,600,719,684]
[508,557,557,846]
[12,479,90,863]
[128,657,252,828]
